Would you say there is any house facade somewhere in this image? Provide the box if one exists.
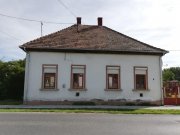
[20,17,168,105]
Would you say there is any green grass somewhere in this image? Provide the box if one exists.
[0,108,180,114]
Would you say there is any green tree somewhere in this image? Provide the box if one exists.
[163,69,175,81]
[0,60,25,100]
[168,67,180,81]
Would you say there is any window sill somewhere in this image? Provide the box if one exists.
[40,88,59,91]
[132,89,150,91]
[104,89,123,91]
[68,88,87,91]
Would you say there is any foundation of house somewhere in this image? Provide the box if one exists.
[24,99,162,106]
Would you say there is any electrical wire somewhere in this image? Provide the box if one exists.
[169,50,180,51]
[56,0,76,17]
[0,13,74,24]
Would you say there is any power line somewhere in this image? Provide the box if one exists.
[0,13,74,24]
[169,50,180,51]
[56,0,76,17]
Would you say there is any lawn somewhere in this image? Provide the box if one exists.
[0,108,180,114]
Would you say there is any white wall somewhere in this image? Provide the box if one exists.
[24,52,162,102]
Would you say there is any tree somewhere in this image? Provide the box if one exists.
[0,59,25,100]
[163,69,175,81]
[168,67,180,81]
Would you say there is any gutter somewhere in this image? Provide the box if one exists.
[22,48,165,56]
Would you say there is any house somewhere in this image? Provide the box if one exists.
[20,17,168,105]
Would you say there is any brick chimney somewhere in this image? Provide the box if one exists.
[77,17,81,25]
[97,17,103,26]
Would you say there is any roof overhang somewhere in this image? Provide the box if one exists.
[19,47,168,56]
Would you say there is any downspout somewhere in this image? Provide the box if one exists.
[23,51,30,104]
[159,56,164,105]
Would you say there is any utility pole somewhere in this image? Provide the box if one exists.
[41,21,43,36]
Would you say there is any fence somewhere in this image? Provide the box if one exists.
[163,80,180,105]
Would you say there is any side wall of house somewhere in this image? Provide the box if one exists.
[24,52,162,105]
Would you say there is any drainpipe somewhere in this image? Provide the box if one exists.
[23,52,30,104]
[159,56,164,105]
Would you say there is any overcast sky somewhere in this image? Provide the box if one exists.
[0,0,180,68]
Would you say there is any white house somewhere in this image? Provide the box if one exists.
[20,17,168,105]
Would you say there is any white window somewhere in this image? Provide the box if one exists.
[42,65,58,89]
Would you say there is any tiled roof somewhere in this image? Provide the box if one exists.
[20,24,168,55]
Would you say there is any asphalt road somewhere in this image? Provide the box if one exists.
[0,113,180,135]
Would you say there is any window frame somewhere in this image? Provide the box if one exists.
[134,66,148,90]
[71,65,86,90]
[42,64,58,90]
[106,65,120,90]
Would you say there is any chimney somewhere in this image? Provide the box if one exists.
[97,17,103,26]
[77,17,81,25]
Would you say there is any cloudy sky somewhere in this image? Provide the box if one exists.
[0,0,180,68]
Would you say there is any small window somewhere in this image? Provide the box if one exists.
[106,66,120,89]
[71,65,86,89]
[134,67,148,90]
[42,65,58,89]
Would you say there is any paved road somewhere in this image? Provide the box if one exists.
[0,113,180,135]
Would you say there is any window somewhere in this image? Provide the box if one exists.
[42,65,58,89]
[106,66,120,89]
[134,67,148,90]
[71,65,86,89]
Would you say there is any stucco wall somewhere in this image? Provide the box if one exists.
[24,52,162,103]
